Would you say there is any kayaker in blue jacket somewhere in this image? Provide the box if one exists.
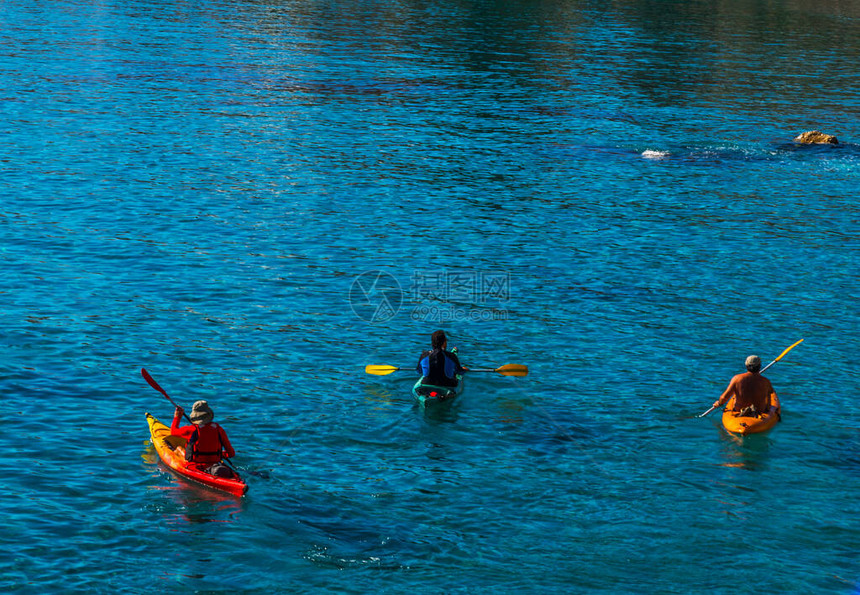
[416,330,467,387]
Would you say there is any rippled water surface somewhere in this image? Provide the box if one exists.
[2,0,859,592]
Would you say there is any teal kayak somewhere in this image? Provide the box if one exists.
[412,374,464,405]
[412,347,465,405]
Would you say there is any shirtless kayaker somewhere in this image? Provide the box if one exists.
[712,355,778,416]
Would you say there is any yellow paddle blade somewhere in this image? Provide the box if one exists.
[774,338,804,362]
[365,365,401,376]
[496,364,529,377]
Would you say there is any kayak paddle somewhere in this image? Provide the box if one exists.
[699,338,804,418]
[365,363,528,377]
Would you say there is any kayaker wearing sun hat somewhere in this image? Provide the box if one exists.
[712,355,778,416]
[171,401,236,474]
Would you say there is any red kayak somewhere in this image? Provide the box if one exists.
[146,412,248,497]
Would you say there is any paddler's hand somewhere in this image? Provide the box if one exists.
[175,405,184,417]
[712,400,721,410]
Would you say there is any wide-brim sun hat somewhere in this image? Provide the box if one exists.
[189,400,214,424]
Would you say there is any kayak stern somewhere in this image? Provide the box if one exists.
[721,394,781,436]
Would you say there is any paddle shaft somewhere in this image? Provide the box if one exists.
[759,359,780,375]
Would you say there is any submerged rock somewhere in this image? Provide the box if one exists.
[794,130,839,144]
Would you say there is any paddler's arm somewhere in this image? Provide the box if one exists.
[170,407,196,438]
[448,350,468,373]
[171,406,184,434]
[219,426,236,459]
[416,351,429,374]
[766,379,779,412]
[712,377,737,410]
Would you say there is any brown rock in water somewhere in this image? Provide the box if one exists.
[794,130,839,144]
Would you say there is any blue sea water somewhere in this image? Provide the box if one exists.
[1,0,859,592]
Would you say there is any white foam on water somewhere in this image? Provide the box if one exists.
[641,150,670,159]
